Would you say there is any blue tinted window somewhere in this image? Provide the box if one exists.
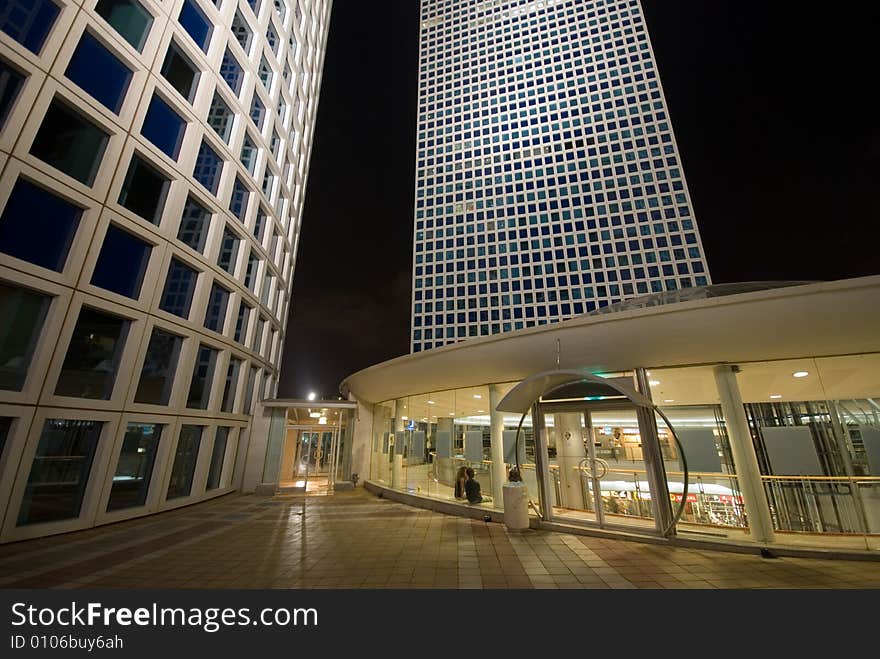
[91,224,151,299]
[249,94,265,130]
[0,0,59,54]
[178,0,211,52]
[229,177,250,220]
[216,228,239,274]
[204,282,229,332]
[177,196,211,252]
[159,258,197,318]
[65,32,132,113]
[193,141,222,194]
[141,94,186,159]
[0,178,82,271]
[94,0,152,52]
[30,99,108,185]
[219,50,243,95]
[0,59,26,129]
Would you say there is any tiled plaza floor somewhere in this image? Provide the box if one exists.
[1,489,880,589]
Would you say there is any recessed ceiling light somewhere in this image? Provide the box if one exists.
[793,371,809,378]
[770,394,783,399]
[473,394,482,399]
[427,401,435,404]
[449,412,454,416]
[649,380,660,386]
[664,399,674,403]
[401,416,408,420]
[477,410,484,413]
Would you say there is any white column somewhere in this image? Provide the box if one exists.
[489,384,507,509]
[392,399,405,489]
[713,365,776,544]
[348,394,373,487]
[553,413,587,509]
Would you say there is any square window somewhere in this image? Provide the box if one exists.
[240,132,258,173]
[252,207,267,242]
[161,41,200,103]
[30,98,109,185]
[258,56,272,92]
[17,419,102,525]
[119,154,170,223]
[106,422,163,511]
[134,327,182,405]
[65,32,133,113]
[90,224,151,299]
[95,0,153,52]
[0,283,51,391]
[1,0,59,55]
[220,359,239,412]
[229,176,250,220]
[234,302,251,342]
[55,306,130,399]
[231,11,253,54]
[244,253,259,290]
[159,257,198,318]
[167,425,202,497]
[178,0,212,52]
[0,58,27,129]
[141,93,186,159]
[193,140,223,194]
[206,426,229,489]
[177,196,211,252]
[216,227,240,274]
[206,93,233,143]
[186,346,217,409]
[0,177,83,271]
[204,282,230,333]
[219,49,244,96]
[249,94,265,131]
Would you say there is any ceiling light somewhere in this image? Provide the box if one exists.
[477,410,485,413]
[770,394,783,399]
[307,392,316,401]
[318,417,327,425]
[649,380,660,386]
[793,371,809,378]
[427,400,435,404]
[309,412,321,418]
[473,394,482,399]
[663,399,674,403]
[401,416,409,420]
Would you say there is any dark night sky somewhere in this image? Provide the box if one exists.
[278,1,880,399]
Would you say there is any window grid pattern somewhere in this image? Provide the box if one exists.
[411,0,711,352]
[0,0,333,540]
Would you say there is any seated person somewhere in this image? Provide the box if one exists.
[454,466,468,500]
[465,467,489,504]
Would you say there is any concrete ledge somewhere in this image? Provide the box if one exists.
[366,481,880,562]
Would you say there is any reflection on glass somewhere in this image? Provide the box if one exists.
[186,345,217,409]
[167,425,201,499]
[54,307,130,400]
[206,427,228,490]
[134,328,182,405]
[17,419,102,525]
[106,422,161,511]
[0,283,51,391]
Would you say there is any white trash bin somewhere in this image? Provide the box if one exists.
[502,481,530,531]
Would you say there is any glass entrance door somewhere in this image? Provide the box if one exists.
[539,402,660,533]
[287,429,337,494]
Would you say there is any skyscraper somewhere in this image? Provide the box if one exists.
[411,0,711,353]
[0,0,331,541]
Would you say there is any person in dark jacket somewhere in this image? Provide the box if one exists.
[465,467,483,504]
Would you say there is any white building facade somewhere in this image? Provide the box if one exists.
[0,0,331,542]
[412,0,711,352]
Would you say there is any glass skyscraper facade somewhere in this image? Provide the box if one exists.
[0,0,331,542]
[411,0,711,352]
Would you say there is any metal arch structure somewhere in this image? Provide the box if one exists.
[497,370,689,537]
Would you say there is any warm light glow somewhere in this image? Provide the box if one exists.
[401,416,409,420]
[427,400,435,404]
[477,410,484,413]
[318,417,328,425]
[309,412,321,418]
[663,399,674,403]
[793,371,809,378]
[473,394,482,399]
[770,394,783,399]
[307,392,316,401]
[649,380,660,386]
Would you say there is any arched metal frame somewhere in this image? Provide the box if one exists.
[499,370,689,537]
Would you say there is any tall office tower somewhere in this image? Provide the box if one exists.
[0,0,331,542]
[411,0,711,352]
